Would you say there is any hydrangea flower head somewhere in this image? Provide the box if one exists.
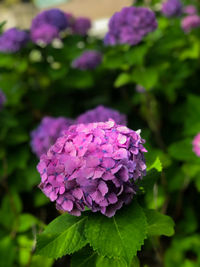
[104,7,157,46]
[72,17,91,35]
[31,24,59,44]
[76,105,127,125]
[0,90,6,110]
[37,120,147,217]
[0,28,29,53]
[181,15,200,33]
[31,9,68,32]
[31,116,73,158]
[193,133,200,157]
[161,0,182,17]
[71,50,102,70]
[183,5,197,15]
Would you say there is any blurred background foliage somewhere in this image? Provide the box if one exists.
[1,0,200,266]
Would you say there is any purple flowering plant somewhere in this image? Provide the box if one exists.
[104,6,157,46]
[161,0,182,17]
[0,28,29,53]
[0,4,186,267]
[71,50,102,70]
[31,116,73,158]
[35,118,173,263]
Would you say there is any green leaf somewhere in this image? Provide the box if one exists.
[168,138,199,162]
[125,45,148,66]
[71,246,98,267]
[30,255,54,267]
[85,200,147,264]
[18,213,38,233]
[184,94,200,136]
[131,256,140,267]
[138,169,160,192]
[147,157,162,172]
[0,236,16,267]
[96,256,128,267]
[132,68,158,90]
[144,209,175,237]
[36,213,88,259]
[114,73,131,88]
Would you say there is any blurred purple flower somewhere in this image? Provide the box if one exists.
[193,133,200,157]
[0,28,29,53]
[104,7,157,46]
[0,90,6,110]
[183,5,197,15]
[71,50,102,70]
[65,12,75,27]
[31,24,59,44]
[72,17,91,35]
[31,116,73,158]
[136,85,146,93]
[76,105,127,125]
[161,0,182,17]
[181,15,200,33]
[37,120,147,217]
[31,9,68,32]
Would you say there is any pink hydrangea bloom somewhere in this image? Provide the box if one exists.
[183,5,197,15]
[193,133,200,157]
[31,116,73,158]
[37,120,147,217]
[181,15,200,33]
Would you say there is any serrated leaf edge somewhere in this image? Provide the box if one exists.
[36,216,88,259]
[84,209,148,264]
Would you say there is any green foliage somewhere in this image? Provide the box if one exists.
[144,209,175,237]
[85,200,147,265]
[132,67,158,90]
[36,213,88,259]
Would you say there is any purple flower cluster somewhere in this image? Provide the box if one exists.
[31,116,73,158]
[76,105,127,125]
[193,133,200,157]
[183,5,197,15]
[31,9,68,44]
[31,24,59,45]
[161,0,182,17]
[104,7,157,46]
[181,15,200,33]
[37,120,147,217]
[0,90,6,110]
[65,13,91,35]
[71,50,102,70]
[72,17,91,36]
[30,106,127,158]
[0,28,29,53]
